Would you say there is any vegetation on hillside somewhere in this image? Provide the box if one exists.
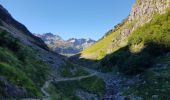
[57,61,89,78]
[81,17,130,60]
[123,54,170,99]
[47,76,105,100]
[100,9,170,74]
[0,30,49,98]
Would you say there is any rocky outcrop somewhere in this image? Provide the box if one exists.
[36,33,96,55]
[120,0,170,44]
[129,0,170,21]
[128,0,170,31]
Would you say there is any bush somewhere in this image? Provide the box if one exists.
[118,52,152,74]
[0,31,20,52]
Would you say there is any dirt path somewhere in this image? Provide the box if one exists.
[22,68,97,100]
[22,65,124,100]
[54,72,96,82]
[40,80,52,100]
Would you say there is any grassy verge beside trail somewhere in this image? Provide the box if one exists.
[47,76,105,100]
[58,61,89,78]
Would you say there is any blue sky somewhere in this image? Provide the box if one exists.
[0,0,135,40]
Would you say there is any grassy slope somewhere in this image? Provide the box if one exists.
[81,17,133,60]
[57,61,89,78]
[0,30,49,98]
[99,9,170,99]
[100,8,170,72]
[47,76,105,100]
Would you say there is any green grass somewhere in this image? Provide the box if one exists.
[81,16,132,60]
[0,31,49,98]
[0,62,41,97]
[81,30,120,59]
[47,76,105,100]
[58,62,89,78]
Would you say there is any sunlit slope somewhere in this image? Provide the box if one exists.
[81,24,129,60]
[81,0,170,60]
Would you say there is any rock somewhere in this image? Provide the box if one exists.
[0,77,27,98]
[135,96,144,100]
[152,95,159,99]
[76,90,98,100]
[124,96,131,100]
[36,33,96,55]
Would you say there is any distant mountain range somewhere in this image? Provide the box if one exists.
[35,33,96,55]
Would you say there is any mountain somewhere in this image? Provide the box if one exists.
[0,4,64,98]
[81,0,170,60]
[1,0,170,99]
[36,33,96,55]
[78,0,170,99]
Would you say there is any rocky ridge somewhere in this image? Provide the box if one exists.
[36,33,96,55]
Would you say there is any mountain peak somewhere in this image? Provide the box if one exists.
[36,33,96,55]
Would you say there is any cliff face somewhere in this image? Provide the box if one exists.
[129,0,170,21]
[81,0,170,60]
[128,0,170,30]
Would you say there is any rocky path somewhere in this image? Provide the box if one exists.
[22,68,97,100]
[40,80,52,100]
[54,72,97,82]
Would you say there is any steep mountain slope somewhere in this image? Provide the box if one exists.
[0,4,64,99]
[36,33,95,55]
[78,0,170,99]
[0,5,64,69]
[81,0,170,60]
[0,5,48,50]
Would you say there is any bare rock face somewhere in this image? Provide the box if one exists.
[129,0,170,21]
[128,0,170,30]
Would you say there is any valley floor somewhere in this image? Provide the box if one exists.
[22,53,170,100]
